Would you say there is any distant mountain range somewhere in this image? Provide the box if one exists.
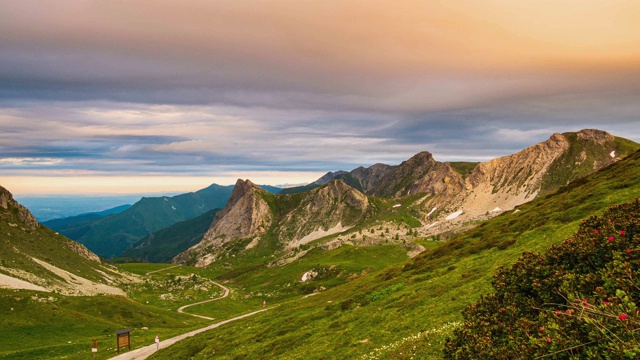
[42,204,132,232]
[43,184,281,259]
[44,184,237,258]
[16,194,143,222]
[175,129,640,266]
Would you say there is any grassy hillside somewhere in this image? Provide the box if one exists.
[121,208,219,263]
[0,195,121,285]
[149,150,640,359]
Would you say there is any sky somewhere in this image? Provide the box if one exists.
[1,0,640,195]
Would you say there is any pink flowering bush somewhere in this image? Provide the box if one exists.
[445,199,640,359]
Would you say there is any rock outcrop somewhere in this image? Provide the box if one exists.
[174,179,272,266]
[279,179,369,247]
[0,185,38,229]
[174,179,371,267]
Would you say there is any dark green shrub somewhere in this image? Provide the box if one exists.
[445,199,640,359]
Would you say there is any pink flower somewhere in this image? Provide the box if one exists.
[603,301,611,306]
[626,249,633,253]
[555,310,562,315]
[546,337,551,343]
[608,236,615,243]
[620,230,626,236]
[619,313,628,321]
[594,229,599,234]
[539,327,545,331]
[566,309,572,315]
[501,307,506,312]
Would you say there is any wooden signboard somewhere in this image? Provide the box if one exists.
[115,329,131,353]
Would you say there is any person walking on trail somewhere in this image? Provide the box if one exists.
[263,300,266,309]
[155,335,160,350]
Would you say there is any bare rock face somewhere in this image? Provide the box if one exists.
[407,162,466,197]
[280,180,369,247]
[415,130,634,222]
[467,133,569,195]
[0,185,39,229]
[370,152,439,197]
[577,128,614,145]
[174,179,371,267]
[350,163,395,193]
[174,179,272,266]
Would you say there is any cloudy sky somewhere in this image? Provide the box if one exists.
[1,0,640,195]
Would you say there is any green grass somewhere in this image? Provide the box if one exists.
[0,289,208,360]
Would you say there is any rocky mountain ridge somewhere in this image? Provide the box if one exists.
[175,129,639,267]
[174,179,372,267]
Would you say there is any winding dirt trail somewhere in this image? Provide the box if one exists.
[176,281,230,320]
[145,265,182,276]
[108,270,262,360]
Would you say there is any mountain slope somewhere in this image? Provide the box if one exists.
[382,129,638,227]
[0,185,135,295]
[53,183,235,258]
[42,204,131,238]
[121,208,220,263]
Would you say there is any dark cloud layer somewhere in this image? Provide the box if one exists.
[1,1,639,193]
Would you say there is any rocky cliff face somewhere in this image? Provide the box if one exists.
[369,152,439,197]
[349,163,394,193]
[0,185,39,230]
[174,179,272,266]
[278,179,369,248]
[411,129,636,222]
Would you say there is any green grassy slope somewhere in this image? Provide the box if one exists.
[150,150,640,359]
[121,208,219,263]
[0,197,120,285]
